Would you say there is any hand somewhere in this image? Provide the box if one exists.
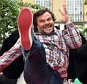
[58,5,71,24]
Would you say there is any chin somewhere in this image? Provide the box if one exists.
[46,31,52,35]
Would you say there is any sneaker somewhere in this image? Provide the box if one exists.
[17,7,33,50]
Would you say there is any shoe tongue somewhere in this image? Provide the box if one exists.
[24,50,30,58]
[21,48,29,60]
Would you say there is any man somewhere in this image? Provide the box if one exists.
[0,6,82,84]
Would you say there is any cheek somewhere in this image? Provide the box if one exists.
[37,21,41,26]
[38,24,43,27]
[37,23,44,29]
[37,24,44,32]
[50,21,54,25]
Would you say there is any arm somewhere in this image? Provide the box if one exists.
[59,5,82,49]
[63,23,82,49]
[0,39,22,72]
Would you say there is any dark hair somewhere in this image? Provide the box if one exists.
[33,8,56,32]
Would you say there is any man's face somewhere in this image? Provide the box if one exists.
[37,12,54,34]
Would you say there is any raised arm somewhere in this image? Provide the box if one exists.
[59,5,82,49]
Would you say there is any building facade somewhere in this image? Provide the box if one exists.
[67,0,83,22]
[22,0,87,28]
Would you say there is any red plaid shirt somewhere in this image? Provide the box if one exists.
[0,23,82,80]
[0,39,22,72]
[35,23,82,79]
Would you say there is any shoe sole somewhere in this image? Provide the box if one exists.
[17,7,33,50]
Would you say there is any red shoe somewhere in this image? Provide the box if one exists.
[17,7,33,50]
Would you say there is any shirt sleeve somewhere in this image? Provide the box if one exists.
[0,39,22,72]
[62,23,82,49]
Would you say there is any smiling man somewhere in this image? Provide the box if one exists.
[0,6,82,84]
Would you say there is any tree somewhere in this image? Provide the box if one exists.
[0,0,19,45]
[0,0,43,45]
[81,28,87,40]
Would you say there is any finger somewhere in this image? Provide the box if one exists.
[58,9,64,15]
[63,5,67,14]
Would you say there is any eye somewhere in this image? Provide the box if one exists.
[39,20,45,23]
[47,17,52,21]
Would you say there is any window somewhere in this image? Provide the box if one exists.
[35,0,51,10]
[67,0,83,22]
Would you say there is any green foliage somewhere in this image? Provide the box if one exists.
[17,0,41,9]
[0,0,19,44]
[84,0,87,5]
[80,27,87,39]
[0,0,43,45]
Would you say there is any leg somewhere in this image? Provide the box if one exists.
[24,39,63,84]
[24,40,50,84]
[17,7,63,84]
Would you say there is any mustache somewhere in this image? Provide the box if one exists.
[43,23,53,28]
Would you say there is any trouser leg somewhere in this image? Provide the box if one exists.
[24,40,63,84]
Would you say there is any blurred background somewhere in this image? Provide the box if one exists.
[0,0,87,46]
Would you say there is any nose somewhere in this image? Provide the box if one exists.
[45,20,49,24]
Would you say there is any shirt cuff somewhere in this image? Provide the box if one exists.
[65,23,75,29]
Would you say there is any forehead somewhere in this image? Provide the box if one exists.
[37,12,52,20]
